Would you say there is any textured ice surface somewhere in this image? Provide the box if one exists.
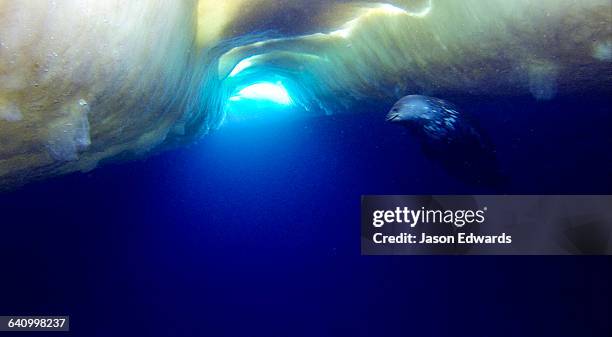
[593,40,612,61]
[0,100,22,122]
[46,100,91,162]
[528,62,559,101]
[0,0,610,187]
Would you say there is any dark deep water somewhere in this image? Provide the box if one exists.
[1,95,611,336]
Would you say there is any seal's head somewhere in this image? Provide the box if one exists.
[386,95,436,124]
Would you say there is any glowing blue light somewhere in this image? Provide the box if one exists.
[229,82,293,106]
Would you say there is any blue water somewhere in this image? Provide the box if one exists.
[1,95,611,336]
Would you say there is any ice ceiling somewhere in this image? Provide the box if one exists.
[0,0,610,188]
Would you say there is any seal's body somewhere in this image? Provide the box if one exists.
[387,95,503,188]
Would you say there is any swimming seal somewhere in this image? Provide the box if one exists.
[387,95,505,188]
